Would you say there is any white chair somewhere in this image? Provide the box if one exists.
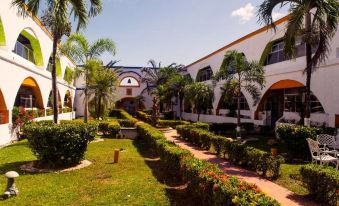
[317,134,338,156]
[307,138,338,169]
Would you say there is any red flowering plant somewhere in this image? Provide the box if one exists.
[12,106,34,139]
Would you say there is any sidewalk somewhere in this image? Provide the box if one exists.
[162,129,317,206]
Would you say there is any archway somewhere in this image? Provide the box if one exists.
[196,66,213,82]
[216,92,250,117]
[0,89,8,124]
[255,80,325,126]
[119,76,140,87]
[116,97,145,115]
[63,90,73,112]
[0,17,6,46]
[14,29,44,66]
[13,77,45,120]
[47,90,62,115]
[47,55,62,77]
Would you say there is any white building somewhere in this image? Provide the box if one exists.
[182,16,339,128]
[0,0,76,145]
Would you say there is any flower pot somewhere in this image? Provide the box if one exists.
[271,148,278,156]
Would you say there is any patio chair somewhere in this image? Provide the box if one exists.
[306,138,338,169]
[317,134,338,152]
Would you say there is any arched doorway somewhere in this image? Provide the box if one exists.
[63,90,73,113]
[47,90,62,115]
[13,77,45,120]
[0,89,8,124]
[255,80,325,126]
[116,97,145,115]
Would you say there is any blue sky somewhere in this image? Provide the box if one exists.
[82,0,288,67]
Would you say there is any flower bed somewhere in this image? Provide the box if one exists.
[176,125,283,179]
[300,164,339,206]
[137,122,280,205]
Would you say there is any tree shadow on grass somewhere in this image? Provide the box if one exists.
[133,140,200,206]
[0,161,35,176]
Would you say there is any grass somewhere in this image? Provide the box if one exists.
[0,139,194,206]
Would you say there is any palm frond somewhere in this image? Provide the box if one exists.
[89,38,116,59]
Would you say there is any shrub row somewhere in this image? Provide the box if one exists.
[276,124,337,159]
[177,125,283,179]
[300,164,339,206]
[97,120,121,137]
[22,120,98,167]
[157,120,190,128]
[137,122,280,206]
[109,109,138,127]
[136,111,152,123]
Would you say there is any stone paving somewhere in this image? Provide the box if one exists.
[162,129,317,206]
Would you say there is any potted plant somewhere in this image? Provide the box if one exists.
[267,138,279,156]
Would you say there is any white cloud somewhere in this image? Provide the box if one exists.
[272,11,287,21]
[231,3,255,24]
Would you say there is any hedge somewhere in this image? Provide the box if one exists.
[177,125,283,179]
[276,124,337,159]
[137,122,279,205]
[157,120,190,128]
[97,120,121,137]
[136,111,152,123]
[300,164,339,206]
[22,121,98,167]
[109,109,138,127]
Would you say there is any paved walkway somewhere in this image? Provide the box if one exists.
[162,129,317,206]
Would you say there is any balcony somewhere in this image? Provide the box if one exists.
[14,41,35,64]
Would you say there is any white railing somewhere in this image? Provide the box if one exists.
[14,41,35,63]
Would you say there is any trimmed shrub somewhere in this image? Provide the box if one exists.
[157,120,190,128]
[137,122,279,205]
[276,124,336,159]
[109,109,138,126]
[136,111,152,123]
[192,122,210,130]
[300,164,339,206]
[177,125,283,179]
[210,123,254,135]
[97,120,120,137]
[22,121,98,167]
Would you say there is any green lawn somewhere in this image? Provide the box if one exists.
[0,139,192,206]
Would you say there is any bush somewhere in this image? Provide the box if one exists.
[62,107,72,113]
[137,122,279,205]
[177,125,283,179]
[300,164,339,206]
[109,109,138,126]
[97,120,120,137]
[157,120,190,128]
[136,111,152,123]
[22,121,98,167]
[163,111,174,120]
[276,124,336,159]
[192,122,210,130]
[210,123,254,135]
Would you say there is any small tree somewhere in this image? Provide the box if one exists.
[88,65,118,119]
[214,50,265,138]
[184,82,214,122]
[62,33,116,123]
[166,74,192,120]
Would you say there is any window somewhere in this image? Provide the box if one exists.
[220,94,249,110]
[265,39,317,65]
[196,67,213,82]
[126,88,132,96]
[120,77,140,87]
[14,34,35,63]
[283,88,324,113]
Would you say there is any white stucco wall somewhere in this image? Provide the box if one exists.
[0,0,76,145]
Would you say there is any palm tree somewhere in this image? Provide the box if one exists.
[62,33,116,122]
[88,63,118,118]
[12,0,102,124]
[184,82,214,122]
[258,0,339,126]
[166,74,192,120]
[214,50,265,138]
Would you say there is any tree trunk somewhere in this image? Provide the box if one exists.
[197,113,200,122]
[52,36,59,124]
[236,90,241,138]
[84,71,89,123]
[98,95,102,118]
[179,98,183,120]
[304,12,312,127]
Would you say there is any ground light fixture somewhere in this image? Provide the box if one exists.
[4,171,19,198]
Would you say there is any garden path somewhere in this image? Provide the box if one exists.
[162,129,317,206]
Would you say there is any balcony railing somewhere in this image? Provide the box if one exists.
[14,41,35,64]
